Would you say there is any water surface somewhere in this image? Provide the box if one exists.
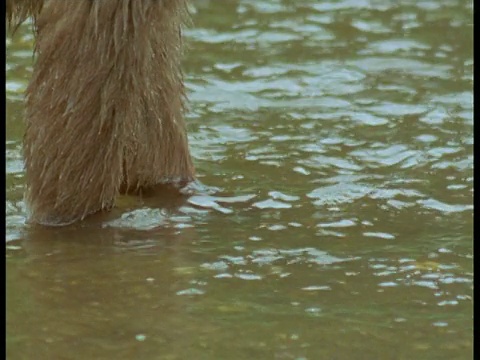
[6,0,473,359]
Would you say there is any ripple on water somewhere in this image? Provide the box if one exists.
[6,1,472,358]
[201,247,355,281]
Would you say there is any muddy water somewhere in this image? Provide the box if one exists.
[6,1,473,359]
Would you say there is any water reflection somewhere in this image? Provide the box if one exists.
[7,226,206,359]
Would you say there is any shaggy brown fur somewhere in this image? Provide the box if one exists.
[6,0,44,32]
[8,0,196,226]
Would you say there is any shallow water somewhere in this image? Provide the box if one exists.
[6,0,473,359]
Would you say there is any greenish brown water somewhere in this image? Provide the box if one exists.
[6,1,473,359]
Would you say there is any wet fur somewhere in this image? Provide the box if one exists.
[7,0,195,226]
